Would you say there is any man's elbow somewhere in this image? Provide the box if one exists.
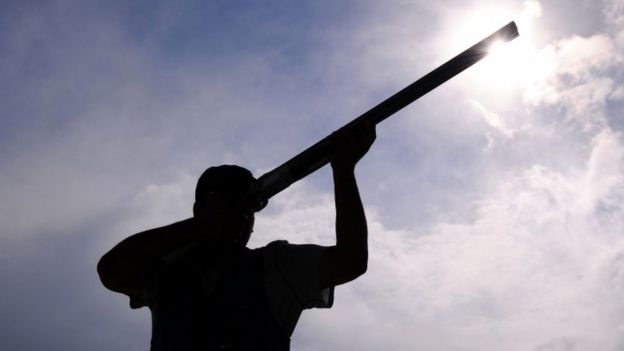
[97,255,116,290]
[343,253,367,281]
[97,254,127,293]
[352,257,368,278]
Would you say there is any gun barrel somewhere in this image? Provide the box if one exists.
[250,21,519,208]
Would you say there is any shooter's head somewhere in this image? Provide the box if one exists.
[193,165,263,248]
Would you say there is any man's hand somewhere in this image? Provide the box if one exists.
[330,119,376,172]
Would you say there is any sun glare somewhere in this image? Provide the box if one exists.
[488,41,507,55]
[445,1,545,93]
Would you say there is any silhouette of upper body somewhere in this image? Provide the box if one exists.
[97,121,376,350]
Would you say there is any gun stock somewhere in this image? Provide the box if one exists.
[249,21,519,209]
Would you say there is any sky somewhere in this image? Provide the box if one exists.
[1,0,623,350]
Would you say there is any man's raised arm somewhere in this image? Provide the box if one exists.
[320,120,376,288]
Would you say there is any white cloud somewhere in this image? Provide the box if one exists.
[523,33,622,128]
[467,99,516,138]
[521,0,543,22]
[610,85,624,101]
[252,181,336,248]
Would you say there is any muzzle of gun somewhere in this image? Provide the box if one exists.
[247,21,519,211]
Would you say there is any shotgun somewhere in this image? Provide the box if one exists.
[248,21,519,210]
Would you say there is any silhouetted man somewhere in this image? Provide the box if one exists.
[97,121,376,350]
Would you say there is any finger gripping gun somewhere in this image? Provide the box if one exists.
[248,21,519,210]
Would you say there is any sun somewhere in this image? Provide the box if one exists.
[442,1,546,93]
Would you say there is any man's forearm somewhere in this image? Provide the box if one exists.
[333,166,368,274]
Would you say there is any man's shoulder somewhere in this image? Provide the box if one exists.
[256,241,330,273]
[253,240,327,257]
[258,239,290,249]
[250,240,289,255]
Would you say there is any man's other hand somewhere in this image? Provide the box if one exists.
[330,119,376,172]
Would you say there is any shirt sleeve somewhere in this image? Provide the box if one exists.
[263,240,335,335]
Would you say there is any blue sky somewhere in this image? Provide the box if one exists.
[1,0,624,350]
